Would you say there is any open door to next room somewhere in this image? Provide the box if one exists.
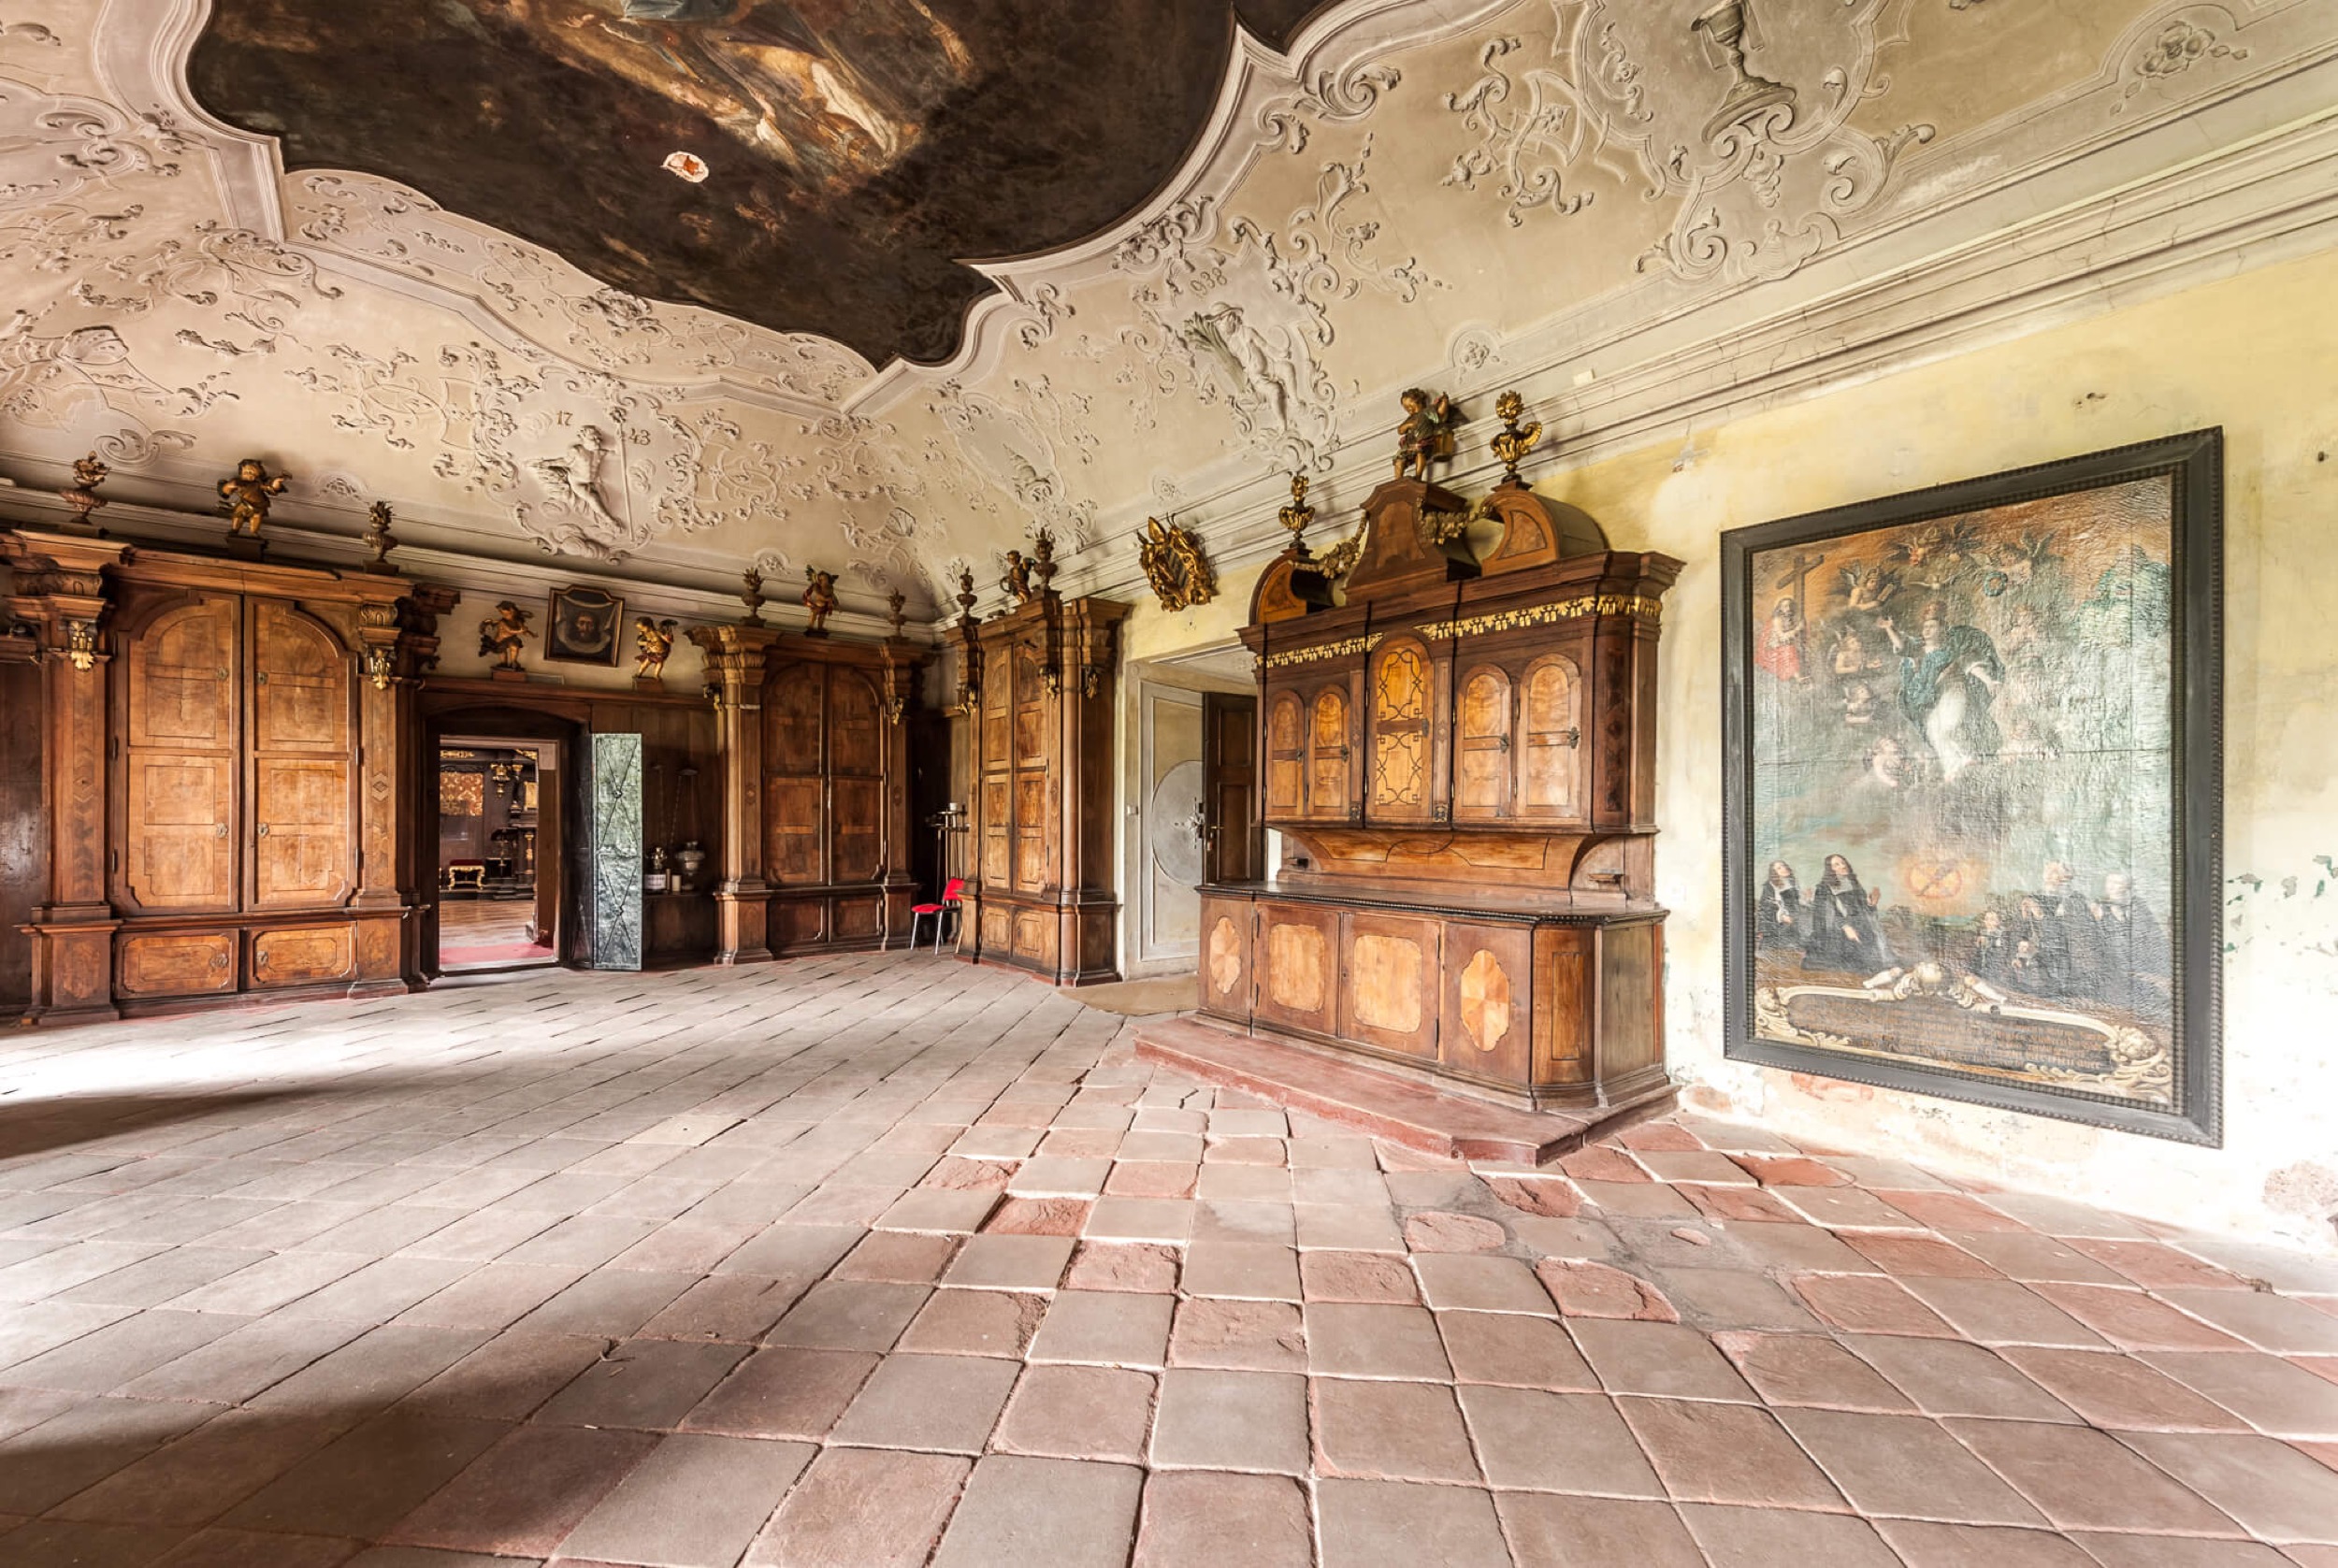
[436,739,557,972]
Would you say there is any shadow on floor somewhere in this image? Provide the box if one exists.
[0,1090,334,1164]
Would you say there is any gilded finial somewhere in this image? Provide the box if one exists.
[1277,472,1315,553]
[741,567,765,625]
[363,500,398,573]
[1490,390,1543,483]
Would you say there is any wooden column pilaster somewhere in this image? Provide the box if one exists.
[688,622,779,963]
[879,638,927,938]
[1053,596,1130,985]
[3,530,130,1027]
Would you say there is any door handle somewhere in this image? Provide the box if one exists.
[214,823,227,839]
[257,824,269,837]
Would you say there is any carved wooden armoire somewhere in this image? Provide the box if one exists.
[1193,477,1683,1109]
[689,621,923,962]
[953,589,1130,985]
[5,527,432,1022]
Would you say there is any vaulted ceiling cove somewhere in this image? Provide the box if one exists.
[0,0,2326,620]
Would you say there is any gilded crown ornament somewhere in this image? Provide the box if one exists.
[1136,517,1216,612]
[1277,472,1316,553]
[1489,390,1544,483]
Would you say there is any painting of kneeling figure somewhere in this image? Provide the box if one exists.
[1723,430,2223,1144]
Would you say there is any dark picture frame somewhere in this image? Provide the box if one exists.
[1721,430,2222,1144]
[545,585,624,667]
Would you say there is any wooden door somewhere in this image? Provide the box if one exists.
[120,597,239,913]
[1518,654,1585,820]
[250,601,355,909]
[828,668,885,883]
[763,662,823,884]
[1366,639,1434,823]
[1012,638,1049,894]
[1202,691,1260,885]
[1453,664,1513,820]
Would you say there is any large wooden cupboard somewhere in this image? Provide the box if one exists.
[952,590,1130,985]
[5,528,427,1021]
[1194,477,1682,1109]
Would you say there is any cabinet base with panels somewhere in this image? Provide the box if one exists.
[767,879,915,955]
[1194,883,1667,1112]
[112,910,411,1017]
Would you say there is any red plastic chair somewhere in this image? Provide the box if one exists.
[905,877,964,953]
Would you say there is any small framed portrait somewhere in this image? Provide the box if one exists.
[546,585,624,666]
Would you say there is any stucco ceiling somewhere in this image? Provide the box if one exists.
[0,0,2329,626]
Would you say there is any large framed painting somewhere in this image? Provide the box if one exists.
[1721,430,2222,1144]
[545,585,623,666]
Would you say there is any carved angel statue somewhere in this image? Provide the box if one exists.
[1393,388,1458,481]
[802,567,839,634]
[1136,517,1216,612]
[999,549,1035,607]
[527,426,623,540]
[63,451,108,523]
[219,457,289,537]
[479,601,533,672]
[634,617,677,680]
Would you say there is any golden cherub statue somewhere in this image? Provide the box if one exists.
[1393,388,1458,481]
[479,601,532,671]
[218,457,289,538]
[1489,390,1543,482]
[62,452,108,525]
[802,567,839,634]
[634,617,677,680]
[1000,549,1035,606]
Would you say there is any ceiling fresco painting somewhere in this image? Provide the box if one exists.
[188,0,1328,366]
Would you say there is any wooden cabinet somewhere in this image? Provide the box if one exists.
[4,527,431,1022]
[953,590,1129,985]
[1191,476,1682,1109]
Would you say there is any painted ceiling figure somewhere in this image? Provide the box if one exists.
[485,0,970,181]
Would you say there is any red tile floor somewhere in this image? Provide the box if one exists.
[0,955,2331,1566]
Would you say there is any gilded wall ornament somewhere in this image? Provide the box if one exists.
[65,619,98,671]
[1277,472,1316,552]
[364,645,395,690]
[1136,517,1217,611]
[218,457,289,538]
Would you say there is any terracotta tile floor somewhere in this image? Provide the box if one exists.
[2,956,2333,1567]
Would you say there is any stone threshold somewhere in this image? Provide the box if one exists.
[1133,1015,1675,1165]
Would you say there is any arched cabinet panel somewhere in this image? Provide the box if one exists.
[1454,665,1513,819]
[1519,654,1585,820]
[1265,693,1304,816]
[1306,685,1350,821]
[828,669,885,884]
[1367,640,1432,820]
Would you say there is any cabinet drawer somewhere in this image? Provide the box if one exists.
[118,931,237,998]
[252,924,356,987]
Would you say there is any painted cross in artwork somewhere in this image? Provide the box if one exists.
[1724,433,2222,1144]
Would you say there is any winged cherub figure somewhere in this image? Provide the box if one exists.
[219,457,289,538]
[1393,388,1458,481]
[634,617,678,679]
[479,601,533,672]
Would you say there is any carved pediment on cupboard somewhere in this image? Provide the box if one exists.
[1477,482,1611,576]
[1343,479,1478,598]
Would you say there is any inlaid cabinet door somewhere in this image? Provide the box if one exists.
[828,669,884,882]
[250,603,354,909]
[120,597,239,913]
[762,665,823,883]
[1517,654,1585,821]
[1305,683,1351,821]
[1264,692,1304,818]
[1366,639,1434,823]
[1453,664,1513,820]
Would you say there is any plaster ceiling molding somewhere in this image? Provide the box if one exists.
[0,309,224,466]
[1438,0,1937,288]
[2112,4,2257,114]
[0,20,63,50]
[926,377,1099,549]
[848,0,1523,412]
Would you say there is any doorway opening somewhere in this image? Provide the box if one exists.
[437,737,557,972]
[1120,642,1261,982]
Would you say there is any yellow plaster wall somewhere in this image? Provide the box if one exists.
[1536,247,2338,1249]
